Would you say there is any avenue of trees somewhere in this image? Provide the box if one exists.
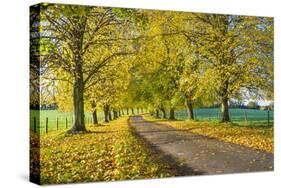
[30,3,274,133]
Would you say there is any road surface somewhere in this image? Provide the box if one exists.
[129,116,273,176]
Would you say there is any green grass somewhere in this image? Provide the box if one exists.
[30,109,143,134]
[175,108,274,126]
[30,108,272,134]
[30,110,104,134]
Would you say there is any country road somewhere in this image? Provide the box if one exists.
[129,116,274,176]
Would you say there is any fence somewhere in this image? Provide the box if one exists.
[174,108,274,126]
[30,108,145,134]
[31,115,99,134]
[31,108,270,133]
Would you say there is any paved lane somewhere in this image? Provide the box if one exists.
[129,116,273,175]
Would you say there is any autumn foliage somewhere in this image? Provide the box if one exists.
[36,117,174,184]
[30,3,274,185]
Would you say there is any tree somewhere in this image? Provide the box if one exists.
[130,12,185,120]
[93,55,132,122]
[180,14,273,122]
[40,4,135,132]
[34,4,273,128]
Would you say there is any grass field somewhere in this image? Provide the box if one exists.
[175,108,274,126]
[30,108,273,134]
[30,110,104,134]
[30,109,139,134]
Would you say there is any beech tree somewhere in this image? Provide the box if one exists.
[180,14,274,122]
[40,4,135,132]
[34,4,273,127]
[97,58,131,122]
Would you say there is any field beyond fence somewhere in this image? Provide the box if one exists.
[30,108,273,134]
[175,108,274,126]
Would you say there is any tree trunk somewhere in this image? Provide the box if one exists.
[126,108,129,115]
[156,109,159,118]
[169,107,176,120]
[121,109,124,115]
[221,97,230,122]
[92,100,98,125]
[137,108,139,114]
[141,108,143,113]
[113,110,118,119]
[160,108,166,118]
[131,108,135,115]
[186,101,194,120]
[71,70,86,133]
[109,111,112,121]
[104,104,109,123]
[69,16,87,133]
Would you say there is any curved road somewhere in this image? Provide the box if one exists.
[129,116,273,176]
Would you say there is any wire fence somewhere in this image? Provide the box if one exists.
[30,109,144,134]
[30,115,102,134]
[31,108,273,134]
[174,108,274,126]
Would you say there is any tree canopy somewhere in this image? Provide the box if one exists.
[30,3,274,132]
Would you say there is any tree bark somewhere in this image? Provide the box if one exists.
[131,108,135,115]
[113,110,118,119]
[126,108,129,115]
[137,108,139,114]
[156,109,159,118]
[109,111,112,121]
[169,107,176,120]
[221,97,230,122]
[69,16,88,133]
[104,104,109,123]
[71,68,86,132]
[186,101,194,120]
[92,100,98,125]
[160,108,166,119]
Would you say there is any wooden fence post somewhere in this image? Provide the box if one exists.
[46,117,48,134]
[33,117,36,133]
[57,117,59,130]
[244,110,248,125]
[66,117,68,129]
[267,109,270,126]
